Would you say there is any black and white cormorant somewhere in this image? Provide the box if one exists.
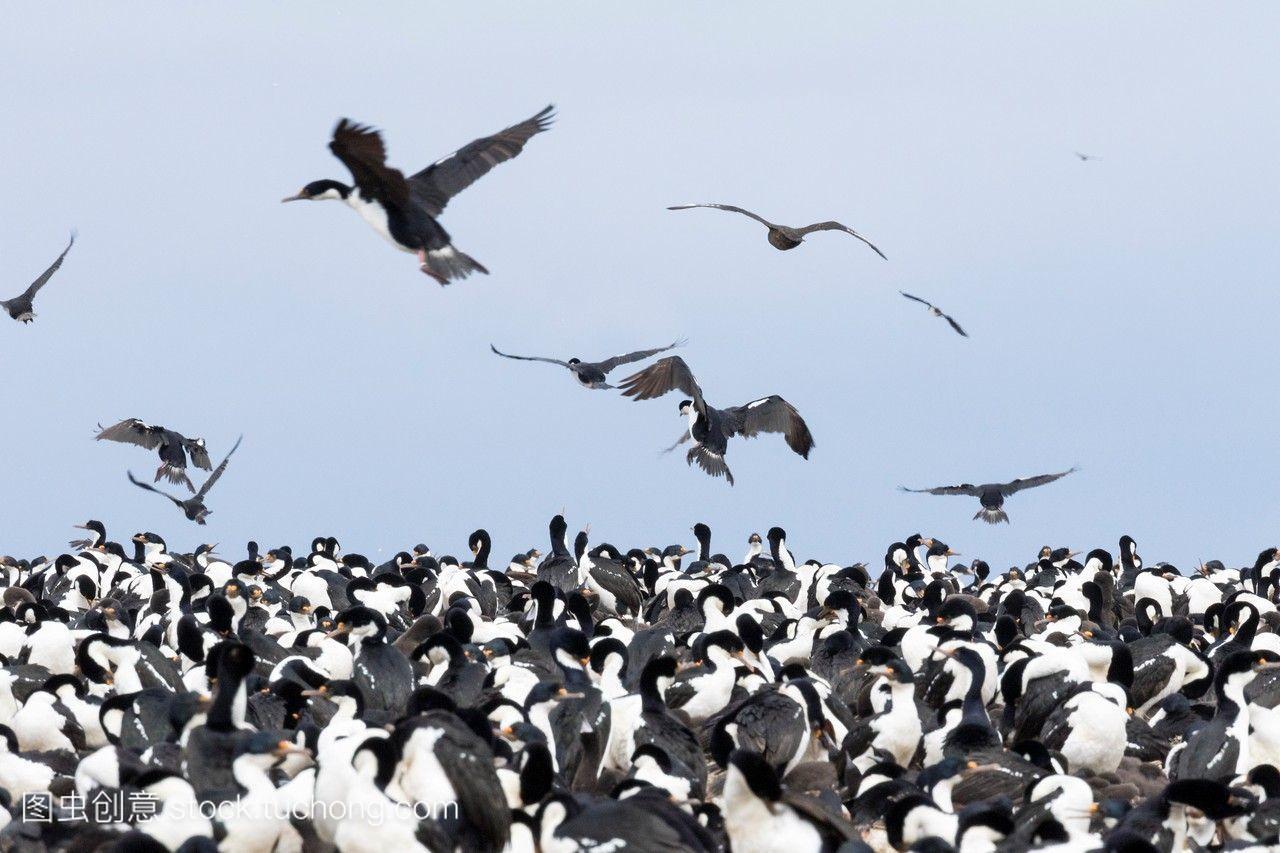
[489,338,685,390]
[618,355,814,486]
[126,435,243,525]
[95,418,212,491]
[283,106,554,284]
[899,467,1077,524]
[2,231,73,324]
[328,606,414,718]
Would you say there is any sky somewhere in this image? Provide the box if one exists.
[2,3,1279,572]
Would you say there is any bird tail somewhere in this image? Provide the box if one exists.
[975,508,1009,525]
[687,446,734,486]
[157,464,195,493]
[421,244,489,285]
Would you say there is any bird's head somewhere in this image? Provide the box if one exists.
[678,399,694,416]
[282,180,349,203]
[567,357,581,366]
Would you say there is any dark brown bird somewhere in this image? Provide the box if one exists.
[127,436,243,525]
[900,468,1078,524]
[2,232,74,324]
[899,292,968,337]
[667,203,885,259]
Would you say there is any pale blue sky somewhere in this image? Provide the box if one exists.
[2,3,1278,569]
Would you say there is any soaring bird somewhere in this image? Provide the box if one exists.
[667,203,885,259]
[95,418,212,491]
[127,436,243,525]
[489,339,685,390]
[283,105,554,284]
[618,356,813,486]
[1074,152,1100,162]
[899,468,1077,524]
[899,292,968,337]
[2,232,74,324]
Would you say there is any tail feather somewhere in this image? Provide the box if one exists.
[157,463,195,492]
[975,508,1009,524]
[686,446,734,486]
[421,244,489,285]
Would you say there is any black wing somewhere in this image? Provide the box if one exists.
[183,438,212,470]
[899,291,934,309]
[595,338,686,374]
[724,395,814,458]
[95,418,164,450]
[408,105,554,217]
[794,221,887,260]
[998,468,1077,496]
[127,471,184,508]
[617,356,706,411]
[16,232,75,302]
[329,119,411,210]
[195,435,243,500]
[899,483,982,496]
[488,343,570,368]
[943,314,968,337]
[667,203,777,229]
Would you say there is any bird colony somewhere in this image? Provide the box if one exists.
[2,522,1280,853]
[1,100,1240,853]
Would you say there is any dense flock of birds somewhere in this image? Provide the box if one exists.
[4,521,1280,852]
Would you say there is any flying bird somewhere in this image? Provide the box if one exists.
[899,468,1077,524]
[667,203,886,260]
[1075,152,1100,162]
[618,356,813,486]
[95,418,212,491]
[283,105,554,285]
[127,436,243,525]
[2,232,74,324]
[489,338,686,389]
[899,292,968,337]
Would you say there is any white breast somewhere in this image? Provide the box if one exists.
[345,195,406,251]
